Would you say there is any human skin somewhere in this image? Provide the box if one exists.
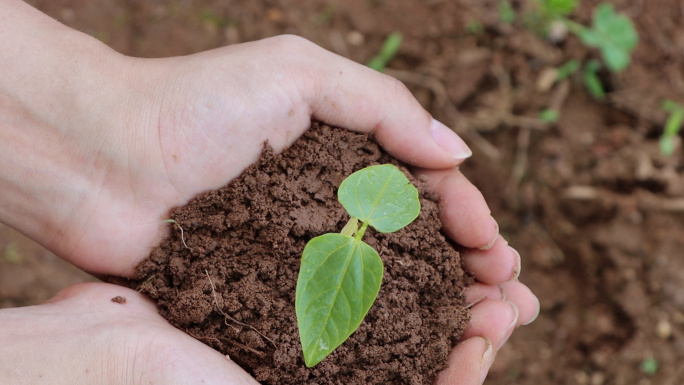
[0,1,539,384]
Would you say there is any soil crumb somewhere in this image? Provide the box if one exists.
[111,296,126,304]
[136,123,472,385]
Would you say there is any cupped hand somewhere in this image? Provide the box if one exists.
[0,2,538,383]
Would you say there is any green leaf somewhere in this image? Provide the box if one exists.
[640,357,659,376]
[583,60,606,100]
[601,44,630,72]
[295,233,383,367]
[338,164,420,233]
[577,3,639,72]
[578,28,602,47]
[542,0,578,16]
[538,109,559,123]
[556,60,581,80]
[366,32,403,72]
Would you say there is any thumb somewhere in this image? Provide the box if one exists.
[292,36,471,169]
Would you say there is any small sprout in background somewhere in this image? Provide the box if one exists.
[573,3,639,72]
[640,356,659,376]
[366,32,403,72]
[539,108,560,123]
[582,59,606,101]
[499,1,516,24]
[466,20,484,35]
[519,2,638,74]
[556,59,581,81]
[295,164,421,367]
[660,100,684,156]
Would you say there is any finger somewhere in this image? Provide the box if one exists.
[499,281,540,326]
[460,299,518,351]
[413,167,498,248]
[463,237,521,284]
[464,282,540,326]
[281,36,472,169]
[434,336,493,385]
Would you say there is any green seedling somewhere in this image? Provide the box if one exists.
[572,3,639,72]
[556,59,581,81]
[660,100,684,156]
[499,0,516,24]
[366,32,403,72]
[640,356,659,376]
[508,1,638,73]
[295,164,420,367]
[582,59,606,100]
[539,108,560,123]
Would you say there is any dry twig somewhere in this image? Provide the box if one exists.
[163,219,192,250]
[204,270,276,347]
[563,186,684,212]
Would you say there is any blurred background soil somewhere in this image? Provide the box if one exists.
[2,0,684,383]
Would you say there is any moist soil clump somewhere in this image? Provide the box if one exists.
[136,123,471,385]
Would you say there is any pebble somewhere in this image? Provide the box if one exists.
[656,319,672,339]
[536,67,558,93]
[346,31,365,46]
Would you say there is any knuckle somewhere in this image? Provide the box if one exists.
[267,34,317,55]
[384,75,413,100]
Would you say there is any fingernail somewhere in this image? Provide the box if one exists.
[508,246,521,281]
[498,301,519,350]
[479,336,494,384]
[478,216,499,250]
[523,295,541,326]
[431,118,472,160]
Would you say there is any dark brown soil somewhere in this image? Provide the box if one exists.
[135,123,471,385]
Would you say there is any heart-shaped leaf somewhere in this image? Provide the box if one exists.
[337,164,420,233]
[295,233,383,367]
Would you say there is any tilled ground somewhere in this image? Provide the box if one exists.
[3,0,683,383]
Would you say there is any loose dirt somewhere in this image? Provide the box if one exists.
[135,123,471,385]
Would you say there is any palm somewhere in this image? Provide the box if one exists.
[1,283,258,384]
[64,41,317,277]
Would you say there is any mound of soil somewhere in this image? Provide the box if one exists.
[136,123,472,385]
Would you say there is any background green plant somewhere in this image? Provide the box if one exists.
[660,100,684,156]
[500,1,638,73]
[367,32,403,72]
[295,164,420,367]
